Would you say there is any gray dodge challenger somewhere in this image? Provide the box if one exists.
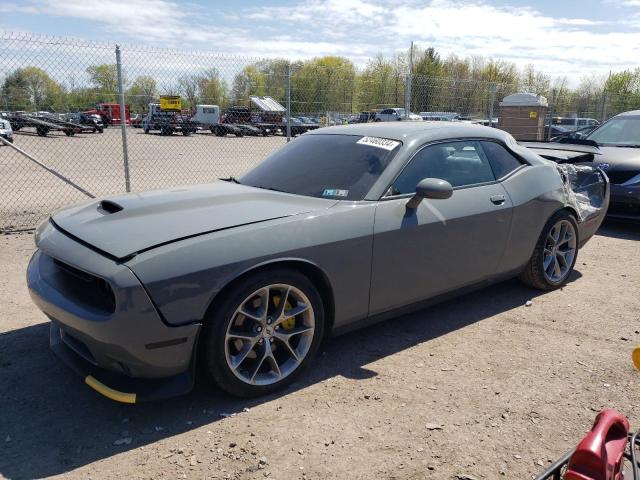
[27,122,609,402]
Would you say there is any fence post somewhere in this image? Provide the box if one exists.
[286,62,291,142]
[488,84,497,127]
[600,92,608,123]
[115,45,131,192]
[404,74,411,119]
[405,41,414,119]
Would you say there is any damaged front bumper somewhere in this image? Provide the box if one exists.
[556,163,610,247]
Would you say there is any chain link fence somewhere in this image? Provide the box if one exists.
[1,32,640,231]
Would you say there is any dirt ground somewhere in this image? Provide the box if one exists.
[1,221,639,480]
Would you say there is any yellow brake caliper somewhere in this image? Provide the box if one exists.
[273,296,296,330]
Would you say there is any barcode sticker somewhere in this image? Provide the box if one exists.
[356,136,400,151]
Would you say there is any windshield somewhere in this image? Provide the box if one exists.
[587,116,640,146]
[240,134,401,200]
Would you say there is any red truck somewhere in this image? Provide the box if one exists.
[84,103,131,126]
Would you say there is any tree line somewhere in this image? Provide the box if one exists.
[2,46,639,117]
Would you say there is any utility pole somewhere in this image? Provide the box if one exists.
[115,45,131,192]
[405,41,414,119]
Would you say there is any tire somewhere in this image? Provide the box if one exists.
[374,118,382,122]
[144,127,149,134]
[36,126,49,137]
[520,210,579,290]
[202,269,325,397]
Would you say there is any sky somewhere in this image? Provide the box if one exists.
[1,0,640,82]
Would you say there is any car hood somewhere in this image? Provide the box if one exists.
[595,146,640,170]
[51,182,336,260]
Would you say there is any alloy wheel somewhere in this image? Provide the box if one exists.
[542,219,577,283]
[224,284,315,386]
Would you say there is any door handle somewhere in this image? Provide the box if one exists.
[490,194,506,205]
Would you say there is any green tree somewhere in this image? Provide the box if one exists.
[293,56,356,114]
[198,68,229,107]
[604,69,640,116]
[86,64,119,97]
[1,66,63,111]
[357,54,397,111]
[178,74,201,109]
[127,75,157,113]
[231,65,266,104]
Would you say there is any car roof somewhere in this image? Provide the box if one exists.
[615,110,640,117]
[306,121,512,143]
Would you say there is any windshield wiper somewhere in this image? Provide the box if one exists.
[220,176,242,184]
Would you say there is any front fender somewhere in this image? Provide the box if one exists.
[126,203,376,330]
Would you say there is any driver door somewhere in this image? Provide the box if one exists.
[369,140,513,315]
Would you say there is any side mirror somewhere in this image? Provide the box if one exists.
[406,178,453,209]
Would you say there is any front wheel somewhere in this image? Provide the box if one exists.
[520,210,579,290]
[202,270,325,397]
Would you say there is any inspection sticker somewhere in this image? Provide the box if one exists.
[323,189,349,198]
[357,136,400,151]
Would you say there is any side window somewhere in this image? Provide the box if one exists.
[481,141,524,179]
[381,109,392,115]
[392,141,495,194]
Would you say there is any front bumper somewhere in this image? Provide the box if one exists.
[608,183,640,220]
[27,221,201,402]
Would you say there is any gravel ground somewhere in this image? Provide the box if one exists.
[1,221,639,480]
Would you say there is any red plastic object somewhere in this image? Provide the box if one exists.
[565,409,630,480]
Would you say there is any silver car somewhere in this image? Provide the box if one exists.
[375,108,422,122]
[27,123,608,402]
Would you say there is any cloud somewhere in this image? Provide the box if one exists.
[239,0,640,80]
[6,0,640,83]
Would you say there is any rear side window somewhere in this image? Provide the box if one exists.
[481,141,523,179]
[392,140,495,194]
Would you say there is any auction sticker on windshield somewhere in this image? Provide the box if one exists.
[356,136,400,151]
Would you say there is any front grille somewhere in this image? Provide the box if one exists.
[606,170,639,185]
[52,258,116,314]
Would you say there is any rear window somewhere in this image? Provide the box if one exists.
[241,134,401,200]
[481,141,523,178]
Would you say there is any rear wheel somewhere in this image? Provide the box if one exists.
[520,211,579,290]
[202,269,324,397]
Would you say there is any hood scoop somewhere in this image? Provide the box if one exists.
[98,200,124,214]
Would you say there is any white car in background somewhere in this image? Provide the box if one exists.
[0,118,13,143]
[374,108,422,122]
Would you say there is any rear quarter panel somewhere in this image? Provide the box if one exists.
[497,163,569,274]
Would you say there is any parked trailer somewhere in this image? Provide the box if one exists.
[143,103,197,136]
[191,105,263,137]
[5,113,81,137]
[36,113,97,134]
[223,106,280,136]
